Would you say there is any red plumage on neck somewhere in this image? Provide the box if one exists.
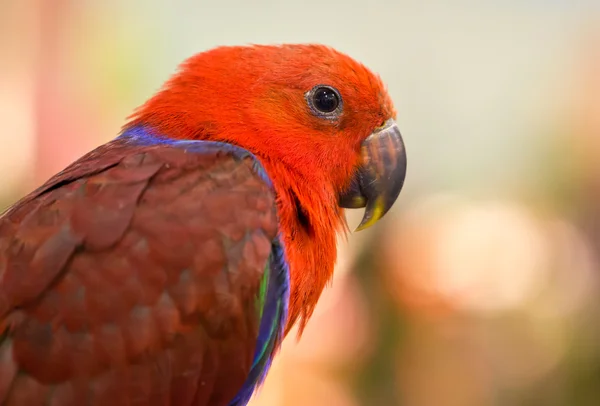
[256,156,347,335]
[125,44,394,334]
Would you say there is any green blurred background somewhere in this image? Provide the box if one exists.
[2,1,600,405]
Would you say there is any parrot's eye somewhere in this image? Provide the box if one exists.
[306,85,343,119]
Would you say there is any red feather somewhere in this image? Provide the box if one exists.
[128,44,395,332]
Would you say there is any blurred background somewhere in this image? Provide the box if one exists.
[2,1,600,405]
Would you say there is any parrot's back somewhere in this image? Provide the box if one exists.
[0,128,289,406]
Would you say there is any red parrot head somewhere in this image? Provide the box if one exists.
[127,44,406,331]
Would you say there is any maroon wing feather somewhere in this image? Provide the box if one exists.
[0,138,278,406]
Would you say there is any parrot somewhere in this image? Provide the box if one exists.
[0,44,406,405]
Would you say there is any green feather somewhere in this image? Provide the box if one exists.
[256,262,270,320]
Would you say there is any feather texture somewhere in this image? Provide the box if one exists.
[0,43,400,405]
[127,44,395,333]
[0,127,290,406]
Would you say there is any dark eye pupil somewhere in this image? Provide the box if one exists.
[312,87,339,113]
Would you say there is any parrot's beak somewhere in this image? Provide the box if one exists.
[339,119,407,231]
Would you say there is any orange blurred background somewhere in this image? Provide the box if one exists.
[2,1,600,405]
